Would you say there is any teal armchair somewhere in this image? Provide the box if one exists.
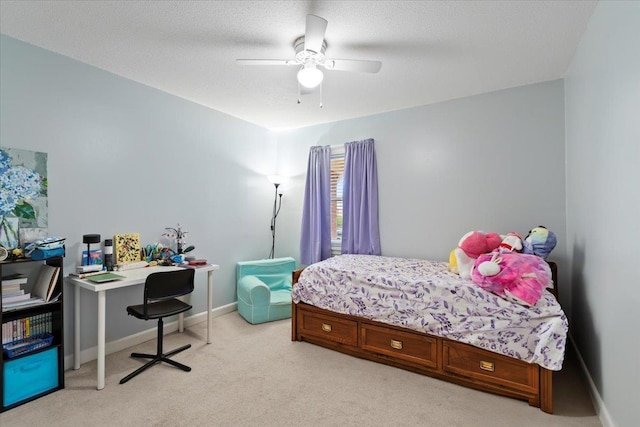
[236,257,296,324]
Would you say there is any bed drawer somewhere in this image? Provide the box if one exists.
[361,323,437,368]
[298,309,358,346]
[442,341,538,393]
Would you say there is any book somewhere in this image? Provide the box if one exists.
[86,273,125,283]
[45,267,60,302]
[2,296,44,309]
[31,264,60,303]
[48,291,62,303]
[69,270,110,279]
[1,273,26,281]
[76,264,103,274]
[2,293,31,303]
[1,275,28,286]
[1,283,22,293]
[1,288,24,297]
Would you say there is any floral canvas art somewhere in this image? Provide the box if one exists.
[0,148,48,249]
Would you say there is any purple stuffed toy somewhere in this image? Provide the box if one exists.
[471,252,552,306]
[522,226,557,259]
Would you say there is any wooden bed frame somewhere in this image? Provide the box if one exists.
[291,262,558,413]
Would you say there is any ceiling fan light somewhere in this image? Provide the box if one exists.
[297,66,324,88]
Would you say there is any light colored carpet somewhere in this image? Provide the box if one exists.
[1,312,601,427]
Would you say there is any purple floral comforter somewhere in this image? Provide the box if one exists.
[292,254,568,370]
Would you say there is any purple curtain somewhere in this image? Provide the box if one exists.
[341,139,381,255]
[300,145,332,265]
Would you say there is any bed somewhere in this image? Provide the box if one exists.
[291,254,568,413]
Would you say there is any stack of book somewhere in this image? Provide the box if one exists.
[1,274,30,307]
[1,265,61,310]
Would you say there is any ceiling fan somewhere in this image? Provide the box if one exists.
[236,14,382,103]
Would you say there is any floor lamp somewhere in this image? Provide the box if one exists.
[268,176,283,259]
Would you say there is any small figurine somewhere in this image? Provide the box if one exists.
[163,224,189,254]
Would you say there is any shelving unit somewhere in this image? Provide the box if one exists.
[0,256,64,412]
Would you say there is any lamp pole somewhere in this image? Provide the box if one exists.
[269,183,283,259]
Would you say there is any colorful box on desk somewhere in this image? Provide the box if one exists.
[3,347,58,407]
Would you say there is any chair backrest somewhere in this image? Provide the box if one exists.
[144,268,195,302]
[236,257,296,291]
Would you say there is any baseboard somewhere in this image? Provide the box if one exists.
[64,303,237,370]
[569,333,617,427]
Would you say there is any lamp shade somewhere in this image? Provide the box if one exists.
[297,65,323,88]
[268,175,283,186]
[83,234,101,244]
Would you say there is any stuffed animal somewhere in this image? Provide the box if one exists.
[522,226,557,259]
[448,249,459,274]
[471,252,552,306]
[476,251,502,277]
[450,231,502,279]
[476,233,522,277]
[474,232,522,276]
[498,232,523,252]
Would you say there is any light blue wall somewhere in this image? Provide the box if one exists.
[565,2,640,426]
[1,35,278,354]
[276,80,569,307]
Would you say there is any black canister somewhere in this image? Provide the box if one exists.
[104,239,114,271]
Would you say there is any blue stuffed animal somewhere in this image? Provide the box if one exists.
[522,226,557,259]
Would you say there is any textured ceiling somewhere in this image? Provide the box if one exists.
[0,1,597,130]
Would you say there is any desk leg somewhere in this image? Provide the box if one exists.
[179,313,184,333]
[97,290,106,390]
[74,284,80,370]
[207,270,213,344]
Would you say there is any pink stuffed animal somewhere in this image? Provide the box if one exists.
[476,233,523,276]
[453,231,502,279]
[470,252,552,306]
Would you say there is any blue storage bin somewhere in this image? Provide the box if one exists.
[3,347,58,407]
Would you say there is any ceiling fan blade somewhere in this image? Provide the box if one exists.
[236,59,297,66]
[304,15,328,54]
[323,59,382,73]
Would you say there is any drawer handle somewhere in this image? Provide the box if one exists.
[390,339,403,350]
[480,360,495,372]
[321,323,332,333]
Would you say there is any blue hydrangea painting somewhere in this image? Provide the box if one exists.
[0,148,48,249]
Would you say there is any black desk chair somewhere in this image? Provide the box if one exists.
[120,268,195,384]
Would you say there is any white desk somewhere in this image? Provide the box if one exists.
[69,264,220,390]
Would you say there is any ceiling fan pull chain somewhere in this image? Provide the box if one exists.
[319,83,323,108]
[297,81,302,104]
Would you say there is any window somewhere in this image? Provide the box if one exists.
[330,146,345,254]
